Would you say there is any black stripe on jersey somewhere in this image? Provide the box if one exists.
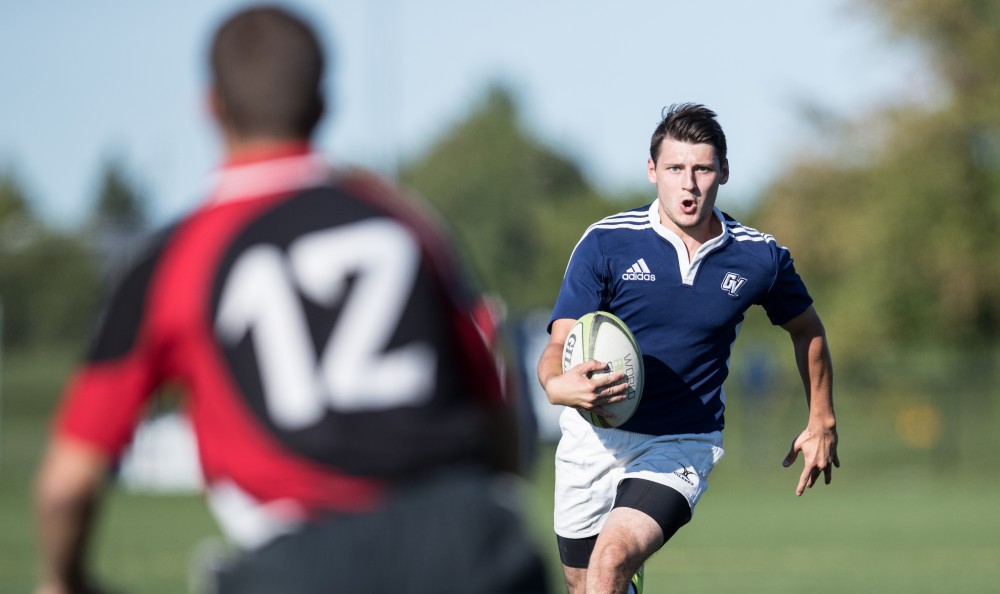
[88,225,177,362]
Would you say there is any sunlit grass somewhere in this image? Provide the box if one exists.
[3,346,998,593]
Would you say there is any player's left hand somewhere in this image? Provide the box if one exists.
[782,423,839,496]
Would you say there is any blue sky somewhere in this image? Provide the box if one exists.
[0,0,936,228]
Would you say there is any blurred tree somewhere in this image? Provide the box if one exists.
[872,0,1000,104]
[0,169,44,253]
[89,155,149,233]
[0,169,30,221]
[752,0,1000,364]
[0,171,99,348]
[0,234,100,347]
[399,84,614,313]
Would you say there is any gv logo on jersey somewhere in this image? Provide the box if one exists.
[721,272,748,296]
[622,258,655,281]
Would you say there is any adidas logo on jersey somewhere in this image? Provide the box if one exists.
[622,258,656,281]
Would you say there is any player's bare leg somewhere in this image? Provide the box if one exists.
[562,566,587,594]
[586,508,662,594]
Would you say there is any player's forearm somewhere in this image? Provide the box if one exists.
[783,307,836,426]
[536,342,566,403]
[34,439,108,592]
[795,329,835,427]
[36,491,98,591]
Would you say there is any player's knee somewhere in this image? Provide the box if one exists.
[588,539,634,574]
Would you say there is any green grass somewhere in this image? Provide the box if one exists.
[526,447,1000,594]
[3,346,1000,593]
[648,469,1000,592]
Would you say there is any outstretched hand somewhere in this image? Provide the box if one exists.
[782,424,840,496]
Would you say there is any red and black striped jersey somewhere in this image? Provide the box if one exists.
[54,146,506,542]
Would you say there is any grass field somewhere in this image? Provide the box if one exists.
[2,346,999,593]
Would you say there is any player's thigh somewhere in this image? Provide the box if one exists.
[622,431,725,514]
[613,477,692,543]
[590,506,663,570]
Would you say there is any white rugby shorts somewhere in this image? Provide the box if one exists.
[553,407,725,539]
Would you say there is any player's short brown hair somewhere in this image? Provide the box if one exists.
[649,103,727,164]
[210,6,325,139]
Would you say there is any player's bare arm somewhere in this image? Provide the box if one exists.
[34,437,110,594]
[780,305,839,496]
[537,318,629,418]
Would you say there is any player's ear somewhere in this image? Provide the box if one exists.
[207,86,228,129]
[307,92,326,135]
[646,157,657,184]
[719,158,730,185]
[208,86,244,146]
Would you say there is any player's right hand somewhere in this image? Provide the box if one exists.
[544,359,628,416]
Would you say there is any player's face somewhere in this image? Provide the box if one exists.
[647,139,729,239]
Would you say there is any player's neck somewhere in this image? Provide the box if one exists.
[661,213,722,260]
[224,137,313,165]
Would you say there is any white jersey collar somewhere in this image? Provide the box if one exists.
[207,152,330,206]
[647,202,729,286]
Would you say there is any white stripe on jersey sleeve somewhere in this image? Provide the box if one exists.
[563,210,651,276]
[726,221,776,244]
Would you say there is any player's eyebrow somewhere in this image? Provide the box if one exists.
[661,160,715,169]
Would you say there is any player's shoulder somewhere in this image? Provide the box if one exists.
[722,211,789,260]
[581,203,652,239]
[329,167,475,294]
[107,221,183,286]
[87,222,183,362]
[331,167,448,234]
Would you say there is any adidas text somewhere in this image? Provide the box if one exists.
[622,272,656,281]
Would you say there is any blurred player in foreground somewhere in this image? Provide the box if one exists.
[33,6,548,593]
[537,104,838,593]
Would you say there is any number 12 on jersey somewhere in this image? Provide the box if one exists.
[215,219,436,430]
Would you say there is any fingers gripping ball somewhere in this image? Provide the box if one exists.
[561,311,644,428]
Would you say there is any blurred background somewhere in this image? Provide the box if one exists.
[1,0,998,592]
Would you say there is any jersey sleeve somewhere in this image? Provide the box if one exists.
[549,230,608,331]
[53,238,171,458]
[759,244,813,326]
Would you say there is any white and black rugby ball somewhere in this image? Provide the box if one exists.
[561,311,644,428]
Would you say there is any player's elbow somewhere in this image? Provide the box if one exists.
[782,306,827,342]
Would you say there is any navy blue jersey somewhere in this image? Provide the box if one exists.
[550,202,812,435]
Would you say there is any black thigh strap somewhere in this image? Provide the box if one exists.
[556,534,597,569]
[613,477,692,542]
[556,478,693,568]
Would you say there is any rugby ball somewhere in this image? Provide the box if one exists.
[561,311,644,428]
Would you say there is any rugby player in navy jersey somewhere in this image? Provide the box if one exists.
[33,6,548,594]
[537,104,838,594]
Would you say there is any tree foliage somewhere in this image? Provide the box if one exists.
[0,169,43,254]
[0,171,100,348]
[399,84,614,313]
[871,0,1000,105]
[752,0,1000,362]
[0,169,31,223]
[90,155,149,233]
